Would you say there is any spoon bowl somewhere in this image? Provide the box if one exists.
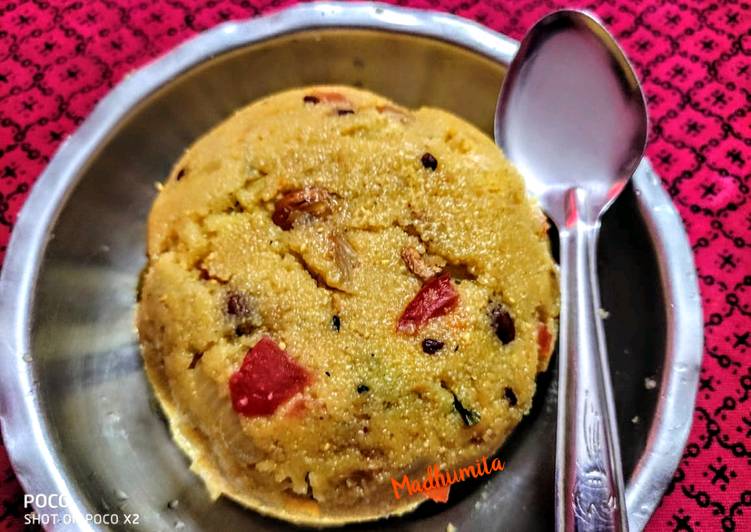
[495,10,647,225]
[495,10,648,532]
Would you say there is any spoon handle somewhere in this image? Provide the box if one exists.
[555,190,628,532]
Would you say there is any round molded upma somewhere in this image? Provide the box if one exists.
[137,86,559,526]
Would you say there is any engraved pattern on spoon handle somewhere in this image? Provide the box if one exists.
[555,188,629,532]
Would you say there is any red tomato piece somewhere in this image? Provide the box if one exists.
[397,273,459,334]
[229,336,310,417]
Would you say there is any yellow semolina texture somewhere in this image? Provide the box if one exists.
[137,86,560,526]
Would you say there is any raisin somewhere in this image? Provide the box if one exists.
[504,387,518,407]
[401,246,445,280]
[227,292,250,317]
[303,95,320,104]
[357,384,370,394]
[272,187,333,230]
[227,292,260,336]
[188,351,204,369]
[176,167,187,181]
[489,303,515,344]
[337,109,355,116]
[421,152,438,171]
[332,315,341,332]
[421,338,444,354]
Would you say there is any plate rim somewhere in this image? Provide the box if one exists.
[0,2,702,530]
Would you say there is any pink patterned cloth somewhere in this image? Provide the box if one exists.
[0,1,749,530]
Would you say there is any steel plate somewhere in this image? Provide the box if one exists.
[0,3,702,531]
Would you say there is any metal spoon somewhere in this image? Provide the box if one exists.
[494,10,647,531]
